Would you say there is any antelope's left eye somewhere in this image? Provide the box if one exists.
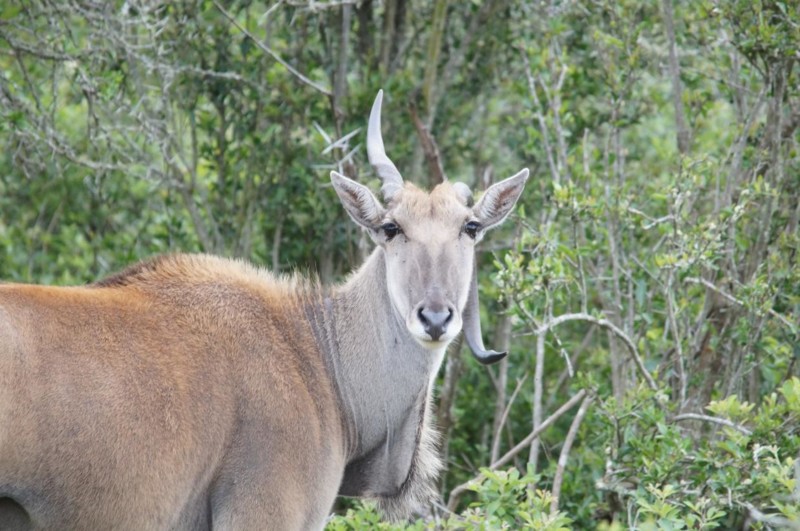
[464,221,481,239]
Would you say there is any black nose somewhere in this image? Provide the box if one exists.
[418,306,454,341]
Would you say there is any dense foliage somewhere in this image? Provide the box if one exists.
[1,1,798,528]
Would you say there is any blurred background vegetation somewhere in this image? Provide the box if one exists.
[1,0,798,528]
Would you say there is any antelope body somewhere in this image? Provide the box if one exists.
[0,92,527,530]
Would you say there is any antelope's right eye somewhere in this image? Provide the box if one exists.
[381,222,401,241]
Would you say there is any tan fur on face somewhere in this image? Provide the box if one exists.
[389,182,474,240]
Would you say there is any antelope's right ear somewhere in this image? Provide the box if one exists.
[331,171,386,230]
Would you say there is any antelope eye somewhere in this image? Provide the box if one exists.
[381,222,401,241]
[464,221,481,239]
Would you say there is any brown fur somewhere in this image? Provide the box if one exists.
[0,255,344,530]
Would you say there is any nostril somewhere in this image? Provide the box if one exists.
[417,307,429,326]
[444,307,454,324]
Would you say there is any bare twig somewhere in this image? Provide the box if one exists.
[532,313,658,391]
[489,308,514,465]
[332,2,352,135]
[666,270,688,408]
[285,0,358,11]
[409,99,447,186]
[321,127,361,155]
[213,1,333,97]
[684,276,796,333]
[490,373,529,464]
[446,389,588,512]
[529,325,546,471]
[661,0,691,153]
[437,337,466,478]
[743,502,799,529]
[673,413,752,436]
[258,0,285,23]
[421,0,449,115]
[519,46,559,184]
[426,0,497,126]
[546,327,595,412]
[550,395,593,515]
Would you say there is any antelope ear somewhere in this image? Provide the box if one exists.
[472,169,529,230]
[331,171,386,230]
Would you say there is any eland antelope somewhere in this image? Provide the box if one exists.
[0,91,528,530]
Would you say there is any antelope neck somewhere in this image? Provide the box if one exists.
[310,248,446,498]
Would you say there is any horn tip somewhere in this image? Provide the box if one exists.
[472,349,508,365]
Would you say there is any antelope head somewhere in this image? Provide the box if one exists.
[331,91,528,364]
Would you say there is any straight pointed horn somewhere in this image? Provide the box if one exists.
[367,90,404,202]
[463,260,507,365]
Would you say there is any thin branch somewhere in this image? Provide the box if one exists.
[546,326,595,412]
[529,327,546,470]
[213,1,333,97]
[285,0,358,11]
[321,127,361,155]
[426,0,496,126]
[446,389,588,512]
[535,313,658,391]
[490,373,529,464]
[258,0,285,23]
[550,395,593,515]
[743,502,799,529]
[332,1,352,135]
[409,99,447,186]
[684,276,796,333]
[666,270,688,408]
[519,46,559,184]
[421,0,449,115]
[661,0,691,153]
[437,337,466,477]
[673,413,752,436]
[489,307,513,465]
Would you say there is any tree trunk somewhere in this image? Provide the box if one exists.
[661,0,691,154]
[355,0,374,73]
[489,309,512,464]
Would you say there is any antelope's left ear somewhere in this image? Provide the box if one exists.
[331,171,386,230]
[472,169,529,230]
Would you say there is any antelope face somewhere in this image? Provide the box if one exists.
[331,91,528,360]
[379,182,476,348]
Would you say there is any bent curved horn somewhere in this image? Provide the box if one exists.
[367,90,404,202]
[462,260,507,365]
